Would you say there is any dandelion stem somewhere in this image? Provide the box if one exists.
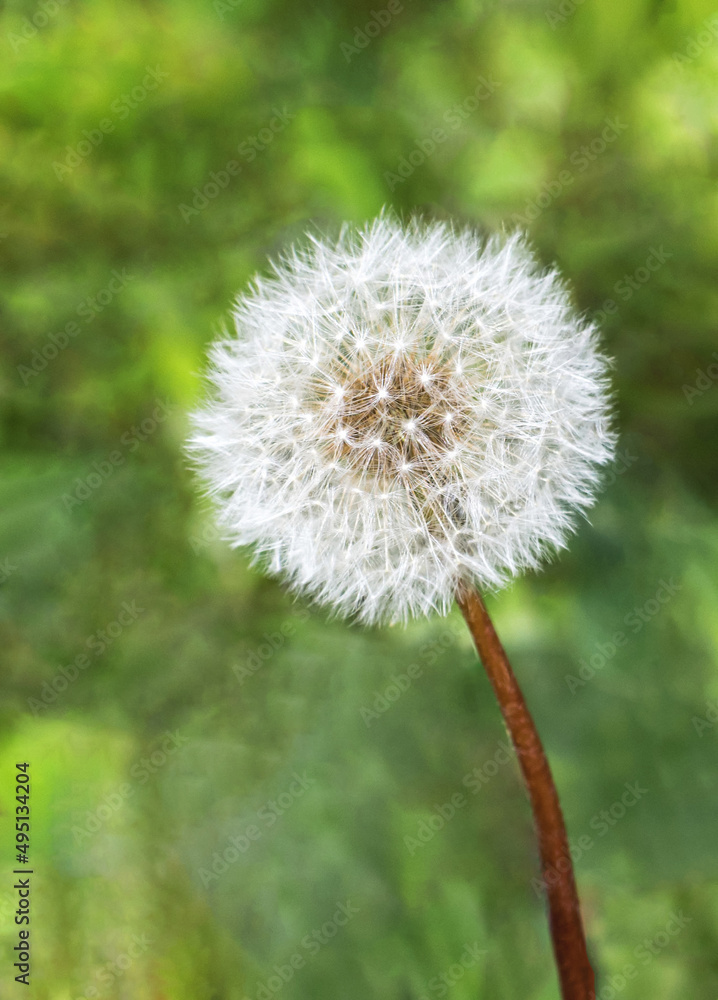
[456,584,595,1000]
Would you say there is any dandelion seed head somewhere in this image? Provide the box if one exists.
[188,215,615,624]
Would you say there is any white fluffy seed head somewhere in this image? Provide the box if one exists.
[188,215,615,625]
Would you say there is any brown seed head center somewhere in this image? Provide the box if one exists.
[320,354,470,484]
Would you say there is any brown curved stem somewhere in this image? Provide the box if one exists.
[456,584,594,1000]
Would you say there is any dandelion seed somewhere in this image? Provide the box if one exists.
[188,215,614,626]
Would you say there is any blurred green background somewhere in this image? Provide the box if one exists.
[1,0,718,996]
